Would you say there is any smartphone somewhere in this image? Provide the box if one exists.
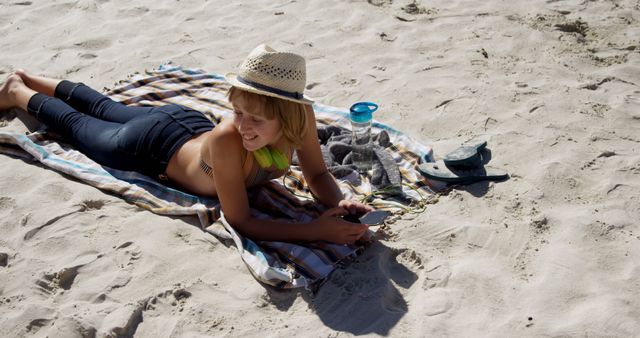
[343,210,389,225]
[359,210,389,225]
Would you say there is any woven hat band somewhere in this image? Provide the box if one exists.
[237,76,304,100]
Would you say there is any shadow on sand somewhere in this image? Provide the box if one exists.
[261,241,417,335]
[441,148,510,197]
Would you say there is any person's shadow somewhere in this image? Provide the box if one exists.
[260,240,418,335]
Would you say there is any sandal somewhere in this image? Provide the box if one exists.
[443,139,487,168]
[417,161,509,184]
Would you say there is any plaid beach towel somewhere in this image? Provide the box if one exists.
[0,66,436,289]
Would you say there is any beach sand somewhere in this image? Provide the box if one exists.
[1,0,639,336]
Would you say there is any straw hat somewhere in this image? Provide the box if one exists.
[225,44,314,104]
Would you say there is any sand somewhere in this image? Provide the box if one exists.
[1,0,639,337]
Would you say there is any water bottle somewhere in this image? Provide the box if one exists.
[350,102,378,173]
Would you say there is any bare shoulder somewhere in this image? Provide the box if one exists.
[205,119,244,161]
[207,118,235,138]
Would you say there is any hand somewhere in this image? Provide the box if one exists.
[338,199,375,216]
[313,206,369,245]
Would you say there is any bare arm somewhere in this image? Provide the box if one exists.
[297,105,374,214]
[296,105,345,208]
[209,120,368,244]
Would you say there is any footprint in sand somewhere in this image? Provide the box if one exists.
[136,286,233,336]
[382,247,422,288]
[34,265,81,295]
[393,261,454,319]
[99,300,147,337]
[64,242,141,294]
[146,287,193,314]
[24,208,82,240]
[421,263,452,290]
[104,287,196,337]
[39,317,97,338]
[114,241,142,270]
[24,306,97,337]
[23,199,108,240]
[26,318,52,334]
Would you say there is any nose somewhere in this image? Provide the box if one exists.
[236,116,253,133]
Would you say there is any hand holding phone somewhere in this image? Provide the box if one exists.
[342,210,389,225]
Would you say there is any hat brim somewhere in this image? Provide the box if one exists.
[225,73,314,105]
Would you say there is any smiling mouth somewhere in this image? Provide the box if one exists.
[243,134,258,141]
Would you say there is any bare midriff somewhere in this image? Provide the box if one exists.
[165,129,290,197]
[165,130,218,197]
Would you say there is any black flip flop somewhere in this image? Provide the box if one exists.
[417,161,509,184]
[443,139,488,168]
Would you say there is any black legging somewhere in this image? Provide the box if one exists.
[27,81,214,177]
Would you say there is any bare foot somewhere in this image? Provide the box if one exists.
[14,68,26,77]
[1,73,44,132]
[14,69,60,97]
[14,69,30,85]
[0,74,25,111]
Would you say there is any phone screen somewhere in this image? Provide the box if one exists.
[359,210,389,225]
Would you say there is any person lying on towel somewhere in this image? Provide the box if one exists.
[0,44,373,244]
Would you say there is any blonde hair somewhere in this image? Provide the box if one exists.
[227,87,308,148]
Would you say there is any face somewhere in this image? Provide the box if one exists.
[231,93,282,151]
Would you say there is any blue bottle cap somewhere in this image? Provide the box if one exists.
[350,102,378,123]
